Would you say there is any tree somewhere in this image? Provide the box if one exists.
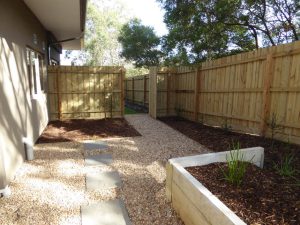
[118,19,163,67]
[64,0,128,66]
[159,0,256,64]
[296,1,300,36]
[159,0,299,64]
[214,0,299,46]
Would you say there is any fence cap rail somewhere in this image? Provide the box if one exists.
[48,65,126,74]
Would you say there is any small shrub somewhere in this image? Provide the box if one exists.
[274,153,297,177]
[266,112,283,149]
[221,142,253,186]
[221,118,232,131]
[174,107,182,117]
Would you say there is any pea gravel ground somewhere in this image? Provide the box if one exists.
[0,114,208,225]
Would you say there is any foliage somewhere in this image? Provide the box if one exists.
[215,0,299,45]
[118,19,163,67]
[221,142,252,186]
[64,0,129,66]
[266,112,283,149]
[125,64,149,78]
[274,153,297,177]
[125,107,137,115]
[158,0,300,64]
[296,1,300,40]
[222,118,232,131]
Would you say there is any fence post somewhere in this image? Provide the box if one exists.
[260,53,274,136]
[132,77,135,104]
[167,71,171,116]
[143,75,147,106]
[56,67,62,120]
[149,67,157,118]
[120,68,125,117]
[194,66,201,122]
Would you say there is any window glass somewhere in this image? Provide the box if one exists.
[31,51,38,94]
[38,55,44,91]
[26,48,45,96]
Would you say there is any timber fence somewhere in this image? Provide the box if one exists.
[125,74,149,108]
[47,66,125,120]
[146,41,300,144]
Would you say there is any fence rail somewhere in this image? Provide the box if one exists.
[147,41,300,145]
[47,66,125,120]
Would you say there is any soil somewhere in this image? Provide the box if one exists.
[160,116,300,224]
[187,163,300,225]
[159,117,300,172]
[36,118,141,143]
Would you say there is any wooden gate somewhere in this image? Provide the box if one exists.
[47,66,125,120]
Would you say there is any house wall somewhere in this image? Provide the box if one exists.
[0,0,51,189]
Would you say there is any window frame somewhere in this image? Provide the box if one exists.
[26,47,46,98]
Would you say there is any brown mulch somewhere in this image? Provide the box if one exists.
[159,116,300,171]
[187,163,300,225]
[160,116,300,224]
[36,118,141,143]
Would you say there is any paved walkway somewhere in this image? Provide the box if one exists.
[82,141,131,225]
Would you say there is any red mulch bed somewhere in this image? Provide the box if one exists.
[187,163,300,225]
[159,116,300,224]
[36,118,141,143]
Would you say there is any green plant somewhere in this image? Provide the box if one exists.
[221,118,231,131]
[125,107,137,115]
[174,107,183,117]
[266,112,283,150]
[221,142,252,186]
[274,153,297,177]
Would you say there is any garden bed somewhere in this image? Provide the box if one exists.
[187,163,299,224]
[162,117,299,224]
[160,117,300,173]
[166,148,264,225]
[36,118,141,143]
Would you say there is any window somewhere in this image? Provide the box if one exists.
[26,48,45,96]
[50,58,59,65]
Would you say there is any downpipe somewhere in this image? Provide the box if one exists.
[0,143,10,197]
[0,185,11,198]
[22,137,34,161]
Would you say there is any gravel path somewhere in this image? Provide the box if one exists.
[0,114,208,225]
[110,114,208,224]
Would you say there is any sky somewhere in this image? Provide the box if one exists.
[61,0,167,65]
[120,0,168,36]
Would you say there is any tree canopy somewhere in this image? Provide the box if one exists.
[158,0,300,64]
[64,0,128,66]
[65,0,300,69]
[118,19,163,67]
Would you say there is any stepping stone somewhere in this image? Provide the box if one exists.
[83,141,108,151]
[85,154,112,166]
[81,199,131,225]
[86,171,122,190]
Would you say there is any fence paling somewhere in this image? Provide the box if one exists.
[47,66,124,120]
[124,41,300,144]
[145,41,300,145]
[125,75,149,107]
[260,53,275,135]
